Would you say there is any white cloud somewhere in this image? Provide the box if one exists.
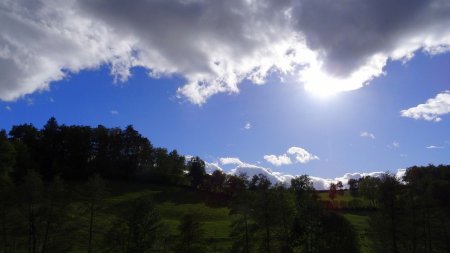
[244,122,251,130]
[219,157,245,166]
[110,110,119,115]
[26,98,34,106]
[205,162,223,174]
[5,105,11,111]
[360,131,375,140]
[287,146,319,164]
[264,146,318,166]
[401,91,450,122]
[230,164,287,185]
[263,154,292,166]
[426,145,444,149]
[388,141,400,149]
[221,157,407,190]
[2,0,450,104]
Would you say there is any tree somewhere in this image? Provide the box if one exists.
[41,176,72,253]
[122,198,164,253]
[320,212,360,253]
[209,170,226,193]
[40,117,61,180]
[224,174,248,197]
[290,175,323,253]
[229,190,255,253]
[272,184,295,253]
[0,130,15,176]
[358,176,380,207]
[0,168,15,253]
[249,174,275,253]
[187,157,206,189]
[82,174,108,253]
[22,170,44,253]
[178,213,204,253]
[328,183,338,202]
[369,174,401,253]
[336,181,344,196]
[348,178,359,197]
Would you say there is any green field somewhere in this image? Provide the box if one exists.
[100,182,233,252]
[317,190,373,253]
[69,183,374,253]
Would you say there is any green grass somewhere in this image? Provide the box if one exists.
[99,182,231,251]
[318,190,374,253]
[343,212,372,253]
[70,183,375,253]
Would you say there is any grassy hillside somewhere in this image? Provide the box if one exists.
[317,190,373,253]
[65,182,373,253]
[99,182,232,252]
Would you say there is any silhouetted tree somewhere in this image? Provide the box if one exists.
[229,190,255,253]
[82,174,108,253]
[41,176,72,253]
[328,183,338,202]
[187,157,206,189]
[369,174,401,253]
[290,175,323,253]
[320,212,359,253]
[112,198,166,253]
[348,178,359,197]
[249,174,275,253]
[359,176,380,207]
[178,213,204,253]
[23,170,44,253]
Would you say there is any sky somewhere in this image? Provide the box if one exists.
[1,0,450,188]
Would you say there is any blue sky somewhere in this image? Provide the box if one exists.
[1,0,450,186]
[2,51,450,180]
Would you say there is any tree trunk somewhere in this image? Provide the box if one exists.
[88,202,94,253]
[244,214,249,253]
[41,204,53,253]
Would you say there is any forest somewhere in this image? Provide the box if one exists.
[0,118,449,253]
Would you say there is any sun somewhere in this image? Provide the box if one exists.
[301,68,342,99]
[305,82,341,98]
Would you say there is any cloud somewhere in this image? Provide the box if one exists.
[26,98,34,106]
[205,162,223,174]
[264,146,319,166]
[244,122,251,130]
[263,154,292,166]
[401,91,450,122]
[287,146,319,163]
[426,145,444,149]
[184,155,194,161]
[387,141,400,149]
[360,131,375,140]
[2,0,450,104]
[110,110,119,115]
[221,157,407,190]
[5,105,11,111]
[219,157,245,166]
[230,164,288,185]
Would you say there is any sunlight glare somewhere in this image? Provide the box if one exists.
[301,68,343,99]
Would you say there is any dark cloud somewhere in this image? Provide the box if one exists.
[1,0,449,103]
[292,0,450,76]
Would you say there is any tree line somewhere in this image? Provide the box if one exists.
[1,117,191,184]
[343,166,450,253]
[0,118,449,253]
